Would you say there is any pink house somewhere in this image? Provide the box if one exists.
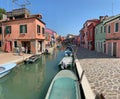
[45,28,57,47]
[104,14,120,57]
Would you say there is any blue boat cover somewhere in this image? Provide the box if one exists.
[49,78,77,99]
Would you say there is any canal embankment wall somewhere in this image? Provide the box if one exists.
[75,59,96,99]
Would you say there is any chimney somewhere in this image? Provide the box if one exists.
[12,16,15,20]
[99,16,104,22]
[104,15,108,20]
[24,14,28,18]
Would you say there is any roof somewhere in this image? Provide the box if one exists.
[103,14,120,24]
[0,15,46,25]
[45,28,56,35]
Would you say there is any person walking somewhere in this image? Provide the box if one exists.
[16,47,19,55]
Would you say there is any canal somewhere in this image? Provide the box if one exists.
[0,48,65,99]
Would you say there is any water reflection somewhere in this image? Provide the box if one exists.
[0,48,64,99]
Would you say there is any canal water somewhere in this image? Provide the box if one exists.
[0,48,65,99]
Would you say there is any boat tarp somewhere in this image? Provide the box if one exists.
[49,77,78,99]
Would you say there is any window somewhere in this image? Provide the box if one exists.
[95,28,98,34]
[101,26,102,33]
[101,42,102,48]
[42,27,45,34]
[37,25,41,33]
[90,31,92,38]
[104,26,106,33]
[6,26,11,34]
[108,25,111,33]
[115,23,119,32]
[14,41,17,47]
[0,27,2,34]
[20,25,27,33]
[0,41,1,47]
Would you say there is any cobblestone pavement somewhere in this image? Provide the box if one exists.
[76,47,120,99]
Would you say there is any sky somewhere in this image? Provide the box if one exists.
[0,0,120,36]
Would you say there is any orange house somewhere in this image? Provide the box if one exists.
[0,8,46,54]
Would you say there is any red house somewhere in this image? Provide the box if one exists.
[80,19,100,50]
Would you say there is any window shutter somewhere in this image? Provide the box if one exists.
[0,27,2,34]
[20,25,22,33]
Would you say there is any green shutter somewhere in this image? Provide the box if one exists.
[25,25,27,33]
[6,26,9,34]
[0,27,2,34]
[20,25,22,33]
[42,28,44,34]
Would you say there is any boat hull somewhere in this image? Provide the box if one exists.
[58,56,73,69]
[0,70,10,78]
[24,55,40,64]
[45,70,81,99]
[0,62,16,78]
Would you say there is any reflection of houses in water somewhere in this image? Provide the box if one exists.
[11,61,45,95]
[41,55,46,65]
[0,8,46,54]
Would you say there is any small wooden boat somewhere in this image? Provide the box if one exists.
[42,49,50,55]
[56,44,61,48]
[0,62,17,78]
[24,55,40,64]
[45,70,81,99]
[58,56,73,69]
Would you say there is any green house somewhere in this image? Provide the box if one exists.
[95,16,107,53]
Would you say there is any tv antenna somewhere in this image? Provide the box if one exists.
[12,0,31,9]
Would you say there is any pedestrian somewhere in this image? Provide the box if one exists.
[25,46,28,54]
[16,47,19,55]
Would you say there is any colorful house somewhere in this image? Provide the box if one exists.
[95,16,108,53]
[79,28,85,48]
[80,19,100,50]
[45,28,57,47]
[103,14,120,57]
[0,8,46,54]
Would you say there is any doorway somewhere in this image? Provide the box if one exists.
[113,42,116,57]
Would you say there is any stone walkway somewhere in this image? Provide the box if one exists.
[0,53,32,65]
[76,47,120,99]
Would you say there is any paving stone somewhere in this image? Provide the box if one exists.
[76,47,120,99]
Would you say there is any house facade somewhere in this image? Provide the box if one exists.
[104,14,120,57]
[80,19,100,50]
[45,28,57,47]
[95,16,108,53]
[0,8,46,54]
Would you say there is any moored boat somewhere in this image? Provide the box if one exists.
[66,46,73,52]
[64,50,73,57]
[58,56,73,69]
[24,55,40,64]
[45,70,81,99]
[0,62,17,78]
[64,46,74,57]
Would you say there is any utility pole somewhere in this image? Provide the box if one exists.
[112,0,114,16]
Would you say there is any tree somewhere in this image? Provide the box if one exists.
[0,8,6,20]
[0,8,6,14]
